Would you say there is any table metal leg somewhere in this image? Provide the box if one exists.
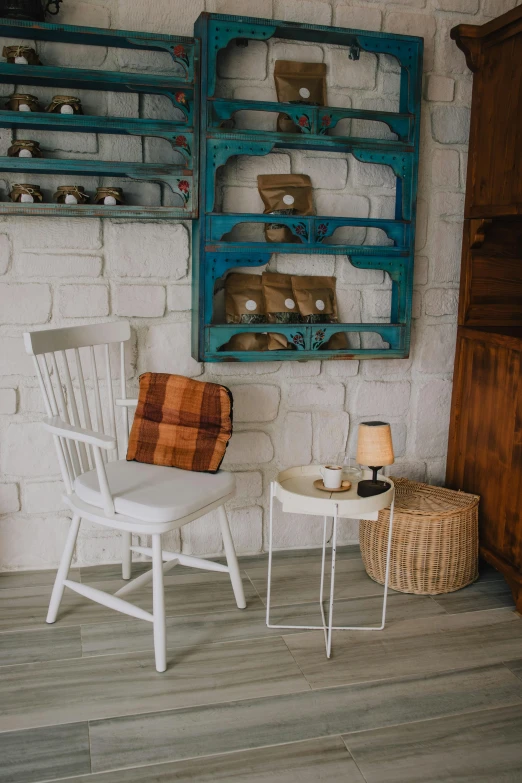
[379,494,395,630]
[266,481,275,629]
[326,503,338,658]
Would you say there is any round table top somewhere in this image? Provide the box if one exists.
[274,465,394,518]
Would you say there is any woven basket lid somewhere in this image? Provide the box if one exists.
[390,477,479,517]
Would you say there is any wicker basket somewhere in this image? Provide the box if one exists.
[359,478,480,595]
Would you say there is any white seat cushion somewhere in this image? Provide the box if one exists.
[74,460,235,524]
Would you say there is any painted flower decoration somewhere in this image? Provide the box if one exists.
[175,91,187,105]
[318,223,328,234]
[177,179,190,193]
[321,115,331,127]
[295,223,305,235]
[291,332,305,348]
[173,45,185,57]
[298,115,309,128]
[175,135,187,147]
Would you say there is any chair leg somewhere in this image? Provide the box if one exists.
[122,531,132,580]
[47,514,81,624]
[218,505,246,609]
[152,533,167,673]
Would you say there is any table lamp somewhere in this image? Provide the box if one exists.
[356,421,394,497]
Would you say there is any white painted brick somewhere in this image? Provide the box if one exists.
[350,158,395,189]
[0,483,19,514]
[98,134,142,162]
[167,285,192,312]
[11,218,101,250]
[273,0,332,25]
[270,42,323,63]
[0,337,33,377]
[435,19,469,75]
[28,129,98,153]
[327,49,377,90]
[354,382,411,417]
[424,288,459,317]
[482,0,517,15]
[279,411,312,468]
[218,40,268,81]
[231,384,280,423]
[425,75,455,102]
[431,107,471,144]
[19,386,46,413]
[339,258,384,286]
[58,0,111,27]
[117,0,204,35]
[335,4,382,30]
[23,481,64,514]
[385,12,436,69]
[228,506,263,554]
[337,288,362,323]
[418,323,457,374]
[0,517,69,570]
[223,431,274,466]
[2,422,57,477]
[142,321,202,377]
[114,285,165,318]
[0,233,11,274]
[434,192,465,220]
[433,0,479,11]
[415,378,453,458]
[412,290,422,319]
[431,149,460,189]
[280,361,321,378]
[208,0,273,15]
[427,458,447,486]
[15,253,102,278]
[323,360,360,377]
[59,285,109,318]
[105,222,188,279]
[236,153,290,182]
[298,155,348,190]
[207,362,281,377]
[287,383,345,409]
[363,357,412,380]
[234,471,263,500]
[107,93,139,119]
[233,86,278,130]
[75,522,135,568]
[414,256,429,286]
[415,197,428,251]
[430,221,462,282]
[182,508,223,557]
[275,253,336,277]
[222,186,264,214]
[313,411,349,463]
[0,388,17,414]
[40,40,107,69]
[0,283,51,324]
[363,289,392,319]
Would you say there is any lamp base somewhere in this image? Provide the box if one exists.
[357,479,391,497]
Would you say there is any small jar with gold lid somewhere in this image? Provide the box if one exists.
[7,94,39,112]
[94,187,124,206]
[2,45,41,65]
[9,184,43,203]
[8,140,42,158]
[54,185,89,205]
[46,95,83,115]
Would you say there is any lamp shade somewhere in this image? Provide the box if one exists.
[356,421,394,467]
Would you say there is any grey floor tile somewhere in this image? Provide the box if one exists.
[432,578,516,613]
[81,591,444,658]
[0,568,80,590]
[45,736,364,783]
[284,608,522,689]
[0,626,81,667]
[0,571,258,633]
[88,663,522,773]
[344,702,522,782]
[79,562,151,583]
[0,636,309,732]
[0,722,90,783]
[505,658,522,681]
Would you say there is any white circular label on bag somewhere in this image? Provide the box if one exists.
[104,196,117,205]
[282,194,294,205]
[60,104,74,114]
[19,149,32,157]
[299,87,311,98]
[245,299,257,311]
[15,56,29,64]
[65,194,78,204]
[19,103,31,111]
[285,298,295,309]
[316,299,325,311]
[20,193,34,202]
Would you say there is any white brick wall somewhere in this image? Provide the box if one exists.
[1,0,512,571]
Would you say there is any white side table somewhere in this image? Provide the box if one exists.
[267,466,395,658]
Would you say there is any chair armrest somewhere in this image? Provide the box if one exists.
[115,399,138,407]
[43,417,116,450]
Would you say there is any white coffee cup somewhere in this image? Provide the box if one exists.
[320,465,343,489]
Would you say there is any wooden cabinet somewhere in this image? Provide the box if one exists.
[446,7,522,613]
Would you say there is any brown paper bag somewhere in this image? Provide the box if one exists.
[262,272,303,324]
[220,333,269,352]
[258,174,314,244]
[291,275,338,324]
[225,273,266,324]
[274,61,327,133]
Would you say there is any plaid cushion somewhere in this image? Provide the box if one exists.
[127,373,233,473]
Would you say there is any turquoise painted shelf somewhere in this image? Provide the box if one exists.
[192,13,423,363]
[0,16,198,219]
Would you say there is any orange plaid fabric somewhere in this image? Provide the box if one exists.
[127,373,233,473]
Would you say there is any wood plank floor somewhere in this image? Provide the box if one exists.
[1,546,521,783]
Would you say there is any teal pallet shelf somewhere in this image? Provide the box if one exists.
[192,13,423,363]
[0,16,198,218]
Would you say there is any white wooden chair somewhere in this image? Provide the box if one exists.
[23,321,246,672]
